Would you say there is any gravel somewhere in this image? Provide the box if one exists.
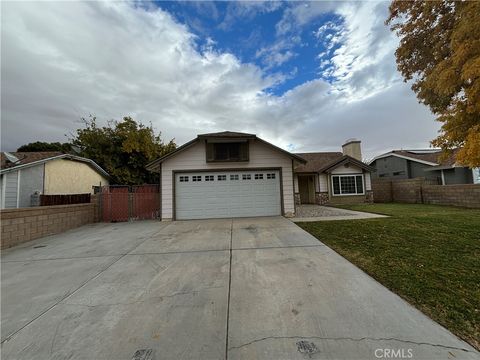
[295,205,355,218]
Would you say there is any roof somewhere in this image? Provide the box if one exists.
[294,152,343,172]
[198,131,256,138]
[1,152,63,169]
[369,149,462,167]
[146,132,306,170]
[0,152,109,177]
[294,152,373,173]
[319,155,374,173]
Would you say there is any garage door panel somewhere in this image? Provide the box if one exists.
[175,171,281,220]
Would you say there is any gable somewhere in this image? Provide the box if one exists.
[162,138,294,168]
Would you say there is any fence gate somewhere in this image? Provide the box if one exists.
[99,185,160,222]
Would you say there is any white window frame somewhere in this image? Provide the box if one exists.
[331,174,365,196]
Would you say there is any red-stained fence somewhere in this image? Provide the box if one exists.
[99,185,159,222]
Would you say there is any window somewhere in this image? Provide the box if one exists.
[205,175,214,181]
[206,142,249,162]
[393,171,405,176]
[230,174,239,180]
[254,173,264,180]
[379,173,388,178]
[242,174,251,180]
[192,176,202,182]
[217,175,227,181]
[332,175,364,195]
[179,176,189,182]
[267,173,276,179]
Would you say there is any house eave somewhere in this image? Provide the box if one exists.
[0,154,109,178]
[146,134,307,171]
[368,152,439,166]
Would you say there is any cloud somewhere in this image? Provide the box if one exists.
[255,37,300,69]
[1,0,439,160]
[276,1,339,35]
[218,1,283,31]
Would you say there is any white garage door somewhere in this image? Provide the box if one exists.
[175,170,281,220]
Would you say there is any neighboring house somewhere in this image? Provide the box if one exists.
[0,152,109,209]
[294,139,373,206]
[369,149,478,185]
[146,132,373,221]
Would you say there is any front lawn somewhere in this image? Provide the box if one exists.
[297,203,480,349]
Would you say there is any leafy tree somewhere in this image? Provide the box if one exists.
[72,116,176,185]
[387,1,480,167]
[17,141,72,153]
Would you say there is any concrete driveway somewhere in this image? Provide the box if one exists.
[1,217,478,360]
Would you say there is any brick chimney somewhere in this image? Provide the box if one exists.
[342,139,362,161]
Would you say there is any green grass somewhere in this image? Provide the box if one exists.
[297,203,480,349]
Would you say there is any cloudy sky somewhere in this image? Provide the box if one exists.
[1,1,440,159]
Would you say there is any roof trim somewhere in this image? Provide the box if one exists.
[146,134,306,171]
[368,152,439,166]
[320,155,373,173]
[0,154,109,178]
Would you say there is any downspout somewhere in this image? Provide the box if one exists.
[292,159,296,216]
[159,163,162,221]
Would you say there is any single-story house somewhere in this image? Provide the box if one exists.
[146,132,373,221]
[294,139,373,206]
[0,152,109,209]
[368,149,479,185]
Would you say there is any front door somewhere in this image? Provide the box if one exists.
[299,175,315,204]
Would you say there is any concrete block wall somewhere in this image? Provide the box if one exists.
[391,178,424,203]
[372,178,480,208]
[422,184,480,208]
[1,203,95,249]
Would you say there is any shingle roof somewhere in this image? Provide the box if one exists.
[1,151,63,169]
[381,149,461,167]
[294,152,344,173]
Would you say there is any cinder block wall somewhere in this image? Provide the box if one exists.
[391,178,424,203]
[423,184,480,208]
[370,180,392,202]
[1,203,96,249]
[372,178,480,208]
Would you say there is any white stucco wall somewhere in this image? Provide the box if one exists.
[160,139,295,220]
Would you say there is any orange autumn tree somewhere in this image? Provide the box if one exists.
[387,1,480,167]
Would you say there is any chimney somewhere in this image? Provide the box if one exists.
[342,139,362,161]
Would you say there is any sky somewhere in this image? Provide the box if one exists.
[1,0,440,160]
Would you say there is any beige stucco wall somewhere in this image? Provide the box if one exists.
[160,139,296,220]
[44,159,108,195]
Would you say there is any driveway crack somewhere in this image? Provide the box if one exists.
[228,335,474,353]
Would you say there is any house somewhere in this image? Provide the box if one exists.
[0,152,109,209]
[146,132,373,221]
[368,149,479,185]
[294,139,373,205]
